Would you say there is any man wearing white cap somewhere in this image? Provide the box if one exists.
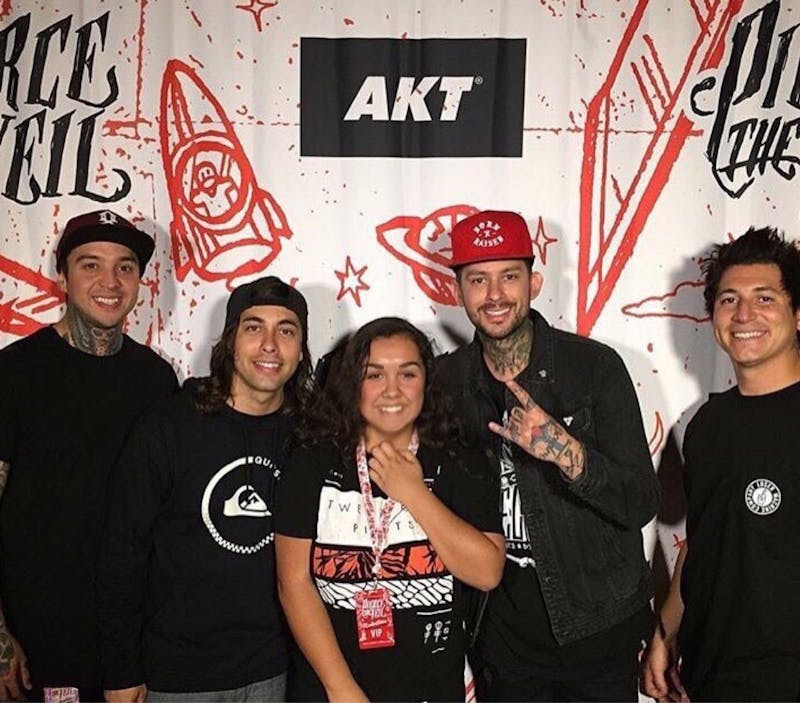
[438,210,658,701]
[0,211,177,702]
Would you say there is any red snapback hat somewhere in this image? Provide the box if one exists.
[449,210,534,268]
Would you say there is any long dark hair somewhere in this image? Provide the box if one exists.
[305,317,460,460]
[194,319,315,416]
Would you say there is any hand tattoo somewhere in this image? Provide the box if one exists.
[507,399,585,478]
[62,304,123,356]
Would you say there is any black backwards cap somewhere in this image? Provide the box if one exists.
[56,210,155,274]
[223,276,308,339]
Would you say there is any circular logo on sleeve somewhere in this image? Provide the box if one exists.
[744,478,781,515]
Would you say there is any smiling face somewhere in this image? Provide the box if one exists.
[359,334,426,450]
[58,241,141,329]
[456,259,542,340]
[229,304,303,415]
[713,263,800,384]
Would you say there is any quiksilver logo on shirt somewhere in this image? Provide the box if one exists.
[744,478,781,515]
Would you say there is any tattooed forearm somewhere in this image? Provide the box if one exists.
[481,318,533,379]
[553,438,585,479]
[0,609,11,677]
[61,305,123,356]
[0,461,8,499]
[0,463,13,678]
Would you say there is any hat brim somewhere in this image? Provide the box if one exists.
[448,252,535,270]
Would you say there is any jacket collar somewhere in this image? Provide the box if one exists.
[465,309,556,386]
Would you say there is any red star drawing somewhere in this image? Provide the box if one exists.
[532,216,557,265]
[335,256,370,307]
[235,0,278,32]
[672,533,686,551]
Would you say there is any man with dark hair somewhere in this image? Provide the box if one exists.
[99,276,313,703]
[438,210,659,701]
[0,211,178,702]
[641,227,800,701]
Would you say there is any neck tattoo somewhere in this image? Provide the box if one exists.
[481,318,533,380]
[62,305,123,356]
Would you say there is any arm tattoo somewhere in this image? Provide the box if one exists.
[0,609,12,677]
[63,304,123,356]
[0,461,13,677]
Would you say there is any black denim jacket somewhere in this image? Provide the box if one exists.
[437,310,659,644]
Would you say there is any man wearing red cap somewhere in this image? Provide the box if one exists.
[0,211,177,702]
[438,210,658,701]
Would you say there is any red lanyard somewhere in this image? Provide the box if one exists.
[355,431,420,576]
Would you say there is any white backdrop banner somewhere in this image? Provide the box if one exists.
[2,0,799,574]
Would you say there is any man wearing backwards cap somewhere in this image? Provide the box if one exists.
[437,211,658,701]
[0,210,178,702]
[99,276,314,703]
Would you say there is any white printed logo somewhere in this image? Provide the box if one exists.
[744,478,781,515]
[471,219,504,248]
[202,455,278,553]
[98,210,118,225]
[223,484,270,517]
[344,76,475,122]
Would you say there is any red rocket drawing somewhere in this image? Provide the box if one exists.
[577,0,743,335]
[0,255,64,337]
[376,205,478,306]
[159,59,292,285]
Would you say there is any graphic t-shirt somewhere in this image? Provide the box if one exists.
[276,441,501,702]
[680,381,800,700]
[99,387,291,692]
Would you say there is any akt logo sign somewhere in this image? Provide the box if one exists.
[301,38,526,157]
[344,76,476,122]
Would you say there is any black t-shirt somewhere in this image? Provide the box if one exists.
[680,381,800,700]
[477,358,650,681]
[276,441,502,702]
[0,326,177,689]
[99,386,292,692]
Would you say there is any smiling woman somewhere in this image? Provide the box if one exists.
[275,317,505,703]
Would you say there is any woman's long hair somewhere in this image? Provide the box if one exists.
[193,321,315,416]
[305,317,460,461]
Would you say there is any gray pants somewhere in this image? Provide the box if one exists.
[147,672,287,702]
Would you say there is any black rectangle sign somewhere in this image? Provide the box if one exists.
[301,38,526,157]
